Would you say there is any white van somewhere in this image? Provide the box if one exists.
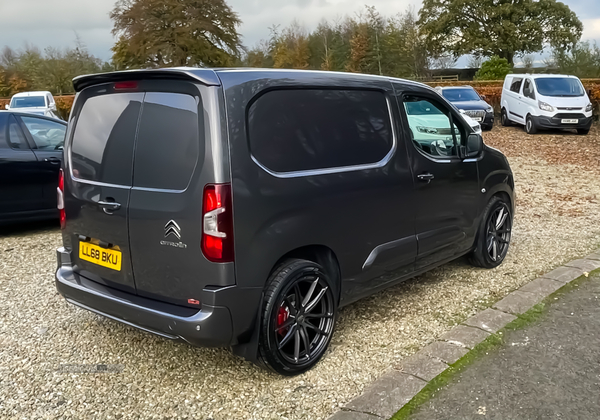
[5,91,61,119]
[500,74,593,135]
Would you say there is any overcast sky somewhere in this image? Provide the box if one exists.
[1,0,599,65]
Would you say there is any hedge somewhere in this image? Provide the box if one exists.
[1,78,599,119]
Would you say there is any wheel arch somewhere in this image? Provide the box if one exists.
[272,245,342,305]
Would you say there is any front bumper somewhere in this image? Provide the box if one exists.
[532,114,593,130]
[481,112,494,129]
[55,247,235,347]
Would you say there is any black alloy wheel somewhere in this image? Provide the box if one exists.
[485,203,512,263]
[469,196,512,268]
[258,259,336,375]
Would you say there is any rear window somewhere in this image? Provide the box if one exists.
[70,93,143,185]
[248,89,393,173]
[132,92,200,190]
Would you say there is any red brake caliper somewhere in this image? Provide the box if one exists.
[277,306,289,336]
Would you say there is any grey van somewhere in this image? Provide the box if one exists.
[55,68,515,375]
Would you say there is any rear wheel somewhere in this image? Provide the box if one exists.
[577,128,590,135]
[525,115,537,134]
[469,196,512,269]
[258,259,336,375]
[501,109,511,126]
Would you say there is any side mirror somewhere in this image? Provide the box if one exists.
[4,104,9,110]
[588,89,592,98]
[50,103,57,111]
[463,133,483,159]
[480,94,487,101]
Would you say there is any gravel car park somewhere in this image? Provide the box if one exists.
[1,123,599,419]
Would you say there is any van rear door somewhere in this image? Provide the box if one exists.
[65,89,143,293]
[127,84,229,308]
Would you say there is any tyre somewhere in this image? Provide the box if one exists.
[258,259,336,375]
[501,109,511,126]
[577,128,590,135]
[469,196,512,269]
[525,115,537,134]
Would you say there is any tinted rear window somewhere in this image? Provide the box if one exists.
[132,92,200,190]
[71,93,143,185]
[248,89,393,173]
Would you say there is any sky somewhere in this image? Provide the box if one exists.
[1,0,599,66]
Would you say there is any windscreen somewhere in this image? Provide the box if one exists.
[534,78,584,97]
[441,88,480,102]
[11,96,46,108]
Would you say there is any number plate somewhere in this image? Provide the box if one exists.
[473,117,483,122]
[561,119,578,124]
[79,242,122,271]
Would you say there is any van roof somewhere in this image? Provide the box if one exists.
[73,67,431,92]
[11,91,52,97]
[507,74,579,79]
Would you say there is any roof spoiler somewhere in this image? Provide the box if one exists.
[72,68,221,92]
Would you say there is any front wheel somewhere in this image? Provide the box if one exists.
[577,128,590,135]
[525,115,537,134]
[469,196,513,269]
[258,259,336,375]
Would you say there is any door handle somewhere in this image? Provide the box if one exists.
[44,157,61,164]
[417,173,435,183]
[97,200,121,214]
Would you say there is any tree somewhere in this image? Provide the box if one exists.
[550,41,600,78]
[110,0,243,69]
[271,21,311,69]
[418,0,583,65]
[474,56,511,80]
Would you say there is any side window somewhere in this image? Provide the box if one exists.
[7,116,29,150]
[403,96,460,158]
[20,116,66,150]
[132,92,201,190]
[248,89,393,173]
[523,79,535,99]
[510,78,523,93]
[71,93,144,185]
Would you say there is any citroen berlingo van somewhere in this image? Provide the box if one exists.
[55,68,515,375]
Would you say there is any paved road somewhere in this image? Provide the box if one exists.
[409,271,600,420]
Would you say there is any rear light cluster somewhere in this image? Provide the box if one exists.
[201,184,234,262]
[57,169,66,229]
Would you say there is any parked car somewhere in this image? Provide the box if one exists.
[500,74,593,135]
[6,91,61,119]
[55,68,515,375]
[0,111,67,224]
[435,85,495,130]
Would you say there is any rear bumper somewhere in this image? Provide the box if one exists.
[55,247,237,347]
[532,115,593,130]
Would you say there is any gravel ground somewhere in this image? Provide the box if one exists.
[1,123,599,420]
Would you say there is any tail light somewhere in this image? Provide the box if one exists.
[57,169,66,229]
[201,184,234,262]
[114,81,138,90]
